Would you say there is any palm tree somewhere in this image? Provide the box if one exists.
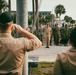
[54,4,66,20]
[32,0,35,26]
[32,0,35,33]
[64,15,72,23]
[16,0,28,29]
[35,0,39,37]
[8,0,11,14]
[32,0,39,35]
[16,0,28,75]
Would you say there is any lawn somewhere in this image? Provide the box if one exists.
[29,62,54,75]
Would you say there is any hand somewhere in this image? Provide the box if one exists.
[13,24,23,33]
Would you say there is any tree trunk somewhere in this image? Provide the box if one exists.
[32,0,35,26]
[35,0,39,37]
[59,15,61,26]
[31,0,35,33]
[16,0,28,75]
[16,0,28,29]
[8,0,11,14]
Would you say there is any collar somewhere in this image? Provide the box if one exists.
[68,47,76,52]
[0,33,12,37]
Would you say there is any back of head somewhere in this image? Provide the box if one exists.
[0,11,13,32]
[0,11,12,24]
[70,28,76,48]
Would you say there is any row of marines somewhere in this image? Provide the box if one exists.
[37,23,76,48]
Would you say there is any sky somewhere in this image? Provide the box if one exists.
[6,0,76,20]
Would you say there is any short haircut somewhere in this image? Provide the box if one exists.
[0,11,12,24]
[0,11,13,32]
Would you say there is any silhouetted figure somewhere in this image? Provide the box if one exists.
[53,28,76,75]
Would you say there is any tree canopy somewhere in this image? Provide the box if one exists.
[54,4,66,18]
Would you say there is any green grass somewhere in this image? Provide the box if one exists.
[30,62,54,75]
[38,61,54,68]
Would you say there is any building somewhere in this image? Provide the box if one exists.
[28,11,51,18]
[11,11,51,18]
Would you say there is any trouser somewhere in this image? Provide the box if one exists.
[63,38,69,45]
[39,34,43,42]
[54,35,59,45]
[45,35,50,47]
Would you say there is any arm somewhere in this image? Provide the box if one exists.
[14,24,42,49]
[53,54,63,75]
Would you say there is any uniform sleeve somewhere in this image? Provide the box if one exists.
[53,54,64,75]
[20,38,40,51]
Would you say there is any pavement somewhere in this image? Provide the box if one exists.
[28,45,71,62]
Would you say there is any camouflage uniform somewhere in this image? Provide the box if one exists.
[53,24,60,45]
[60,23,65,44]
[62,24,70,45]
[38,24,43,42]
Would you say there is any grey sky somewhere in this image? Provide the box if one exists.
[6,0,76,20]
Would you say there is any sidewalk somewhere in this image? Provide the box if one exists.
[28,45,71,62]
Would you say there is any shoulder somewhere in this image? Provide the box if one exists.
[56,52,68,63]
